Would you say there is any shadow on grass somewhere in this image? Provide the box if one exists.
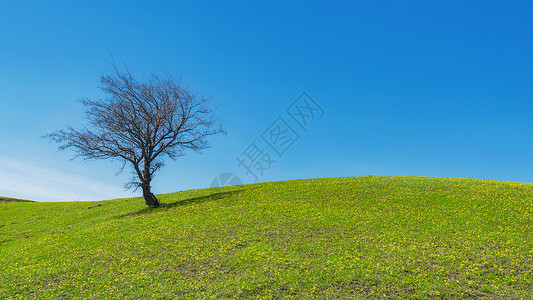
[117,188,247,218]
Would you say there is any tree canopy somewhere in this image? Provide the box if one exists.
[47,66,224,206]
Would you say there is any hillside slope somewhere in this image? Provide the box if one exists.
[1,176,532,299]
[0,196,33,203]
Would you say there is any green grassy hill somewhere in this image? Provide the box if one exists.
[0,196,33,203]
[1,176,532,299]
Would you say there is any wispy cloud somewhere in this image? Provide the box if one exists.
[0,155,131,202]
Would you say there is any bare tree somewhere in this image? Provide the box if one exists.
[46,66,224,207]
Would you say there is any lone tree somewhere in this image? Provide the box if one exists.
[47,66,224,207]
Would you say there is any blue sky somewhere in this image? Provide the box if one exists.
[1,1,532,201]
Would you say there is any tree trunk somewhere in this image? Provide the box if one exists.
[141,160,160,207]
[142,181,160,207]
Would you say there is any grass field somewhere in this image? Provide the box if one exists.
[0,197,34,203]
[1,176,532,299]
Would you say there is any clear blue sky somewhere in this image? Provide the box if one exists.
[1,1,532,201]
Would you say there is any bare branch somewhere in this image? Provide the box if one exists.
[45,64,225,207]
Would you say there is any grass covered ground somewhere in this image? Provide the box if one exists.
[0,197,33,203]
[1,176,532,299]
